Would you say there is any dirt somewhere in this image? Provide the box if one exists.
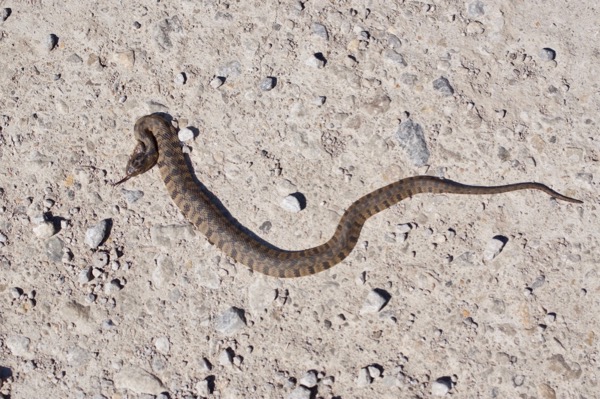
[0,1,597,398]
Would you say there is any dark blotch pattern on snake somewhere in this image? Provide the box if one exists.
[116,114,582,278]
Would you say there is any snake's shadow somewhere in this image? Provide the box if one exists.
[155,112,285,252]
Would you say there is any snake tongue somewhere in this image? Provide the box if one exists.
[113,175,132,186]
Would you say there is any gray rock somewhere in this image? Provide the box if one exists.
[360,289,391,314]
[306,53,326,68]
[6,335,31,357]
[311,23,329,40]
[114,367,166,394]
[92,251,109,268]
[104,279,122,294]
[78,267,93,284]
[215,307,247,335]
[46,236,64,262]
[210,76,225,88]
[174,72,186,85]
[540,47,556,61]
[299,370,318,388]
[178,127,194,142]
[467,1,485,17]
[259,77,276,91]
[483,235,508,261]
[85,219,110,249]
[356,367,372,387]
[150,224,195,247]
[121,189,144,204]
[33,220,57,238]
[432,77,454,96]
[0,8,10,23]
[218,347,234,366]
[394,119,430,167]
[287,385,311,399]
[281,195,302,213]
[154,336,170,354]
[431,377,452,396]
[383,48,407,67]
[45,34,58,51]
[196,379,211,396]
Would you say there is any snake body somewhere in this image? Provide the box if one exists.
[117,114,582,278]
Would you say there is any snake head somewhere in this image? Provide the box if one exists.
[114,141,159,185]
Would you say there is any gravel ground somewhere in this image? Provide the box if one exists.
[0,1,597,398]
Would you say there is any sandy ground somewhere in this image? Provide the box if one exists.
[0,1,598,398]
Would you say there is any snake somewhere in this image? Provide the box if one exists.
[115,114,582,278]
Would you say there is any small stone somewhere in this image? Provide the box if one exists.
[174,72,187,85]
[218,348,234,366]
[215,307,247,335]
[121,188,144,204]
[360,289,391,314]
[111,261,120,271]
[210,76,225,89]
[356,367,372,387]
[45,34,59,51]
[9,287,21,299]
[104,279,122,294]
[6,335,31,357]
[311,23,329,40]
[281,195,302,213]
[46,236,64,262]
[466,21,485,35]
[178,128,194,141]
[483,235,508,261]
[394,119,430,167]
[467,1,485,17]
[155,337,170,354]
[312,96,326,106]
[43,198,55,208]
[133,21,141,29]
[113,50,135,69]
[0,231,7,244]
[383,48,407,67]
[387,33,402,49]
[299,370,318,388]
[92,251,109,268]
[85,219,110,249]
[78,267,93,284]
[92,267,103,278]
[196,379,211,396]
[150,224,195,247]
[540,48,556,61]
[367,365,382,379]
[0,8,11,23]
[114,367,166,394]
[287,385,311,399]
[199,358,212,371]
[431,377,452,396]
[305,53,326,68]
[259,77,276,91]
[432,77,454,96]
[33,220,57,238]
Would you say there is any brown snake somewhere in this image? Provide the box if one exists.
[116,114,582,278]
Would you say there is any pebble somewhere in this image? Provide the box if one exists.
[287,385,311,399]
[312,96,326,106]
[281,195,302,213]
[155,336,170,354]
[0,231,8,244]
[121,189,144,204]
[6,335,31,357]
[383,48,407,67]
[367,365,382,379]
[9,287,22,299]
[259,77,277,91]
[306,53,326,68]
[432,76,454,96]
[150,224,195,247]
[218,347,234,366]
[174,72,186,85]
[45,34,59,51]
[113,367,165,394]
[46,236,64,263]
[356,367,372,387]
[394,119,430,167]
[467,0,485,17]
[33,220,57,238]
[513,375,525,387]
[199,358,212,371]
[78,267,93,284]
[85,219,110,249]
[360,289,391,314]
[104,279,122,294]
[0,8,10,23]
[431,377,452,396]
[483,235,507,261]
[540,47,556,61]
[178,127,194,142]
[92,251,109,268]
[215,307,247,335]
[311,23,329,40]
[210,76,225,89]
[113,50,135,69]
[387,33,402,48]
[196,379,211,396]
[299,370,318,388]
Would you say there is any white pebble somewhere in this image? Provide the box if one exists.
[215,307,247,335]
[0,232,7,244]
[218,348,234,366]
[281,195,302,213]
[539,47,556,61]
[210,76,225,89]
[367,365,382,379]
[0,8,10,23]
[174,72,186,85]
[85,219,110,249]
[356,367,372,387]
[360,289,390,314]
[45,33,58,51]
[33,221,57,238]
[431,377,452,396]
[178,127,194,142]
[483,235,507,261]
[287,385,311,399]
[259,77,276,91]
[299,370,318,388]
[6,335,31,357]
[305,53,326,68]
[9,287,21,299]
[154,336,170,354]
[104,279,122,294]
[78,267,92,284]
[196,379,211,396]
